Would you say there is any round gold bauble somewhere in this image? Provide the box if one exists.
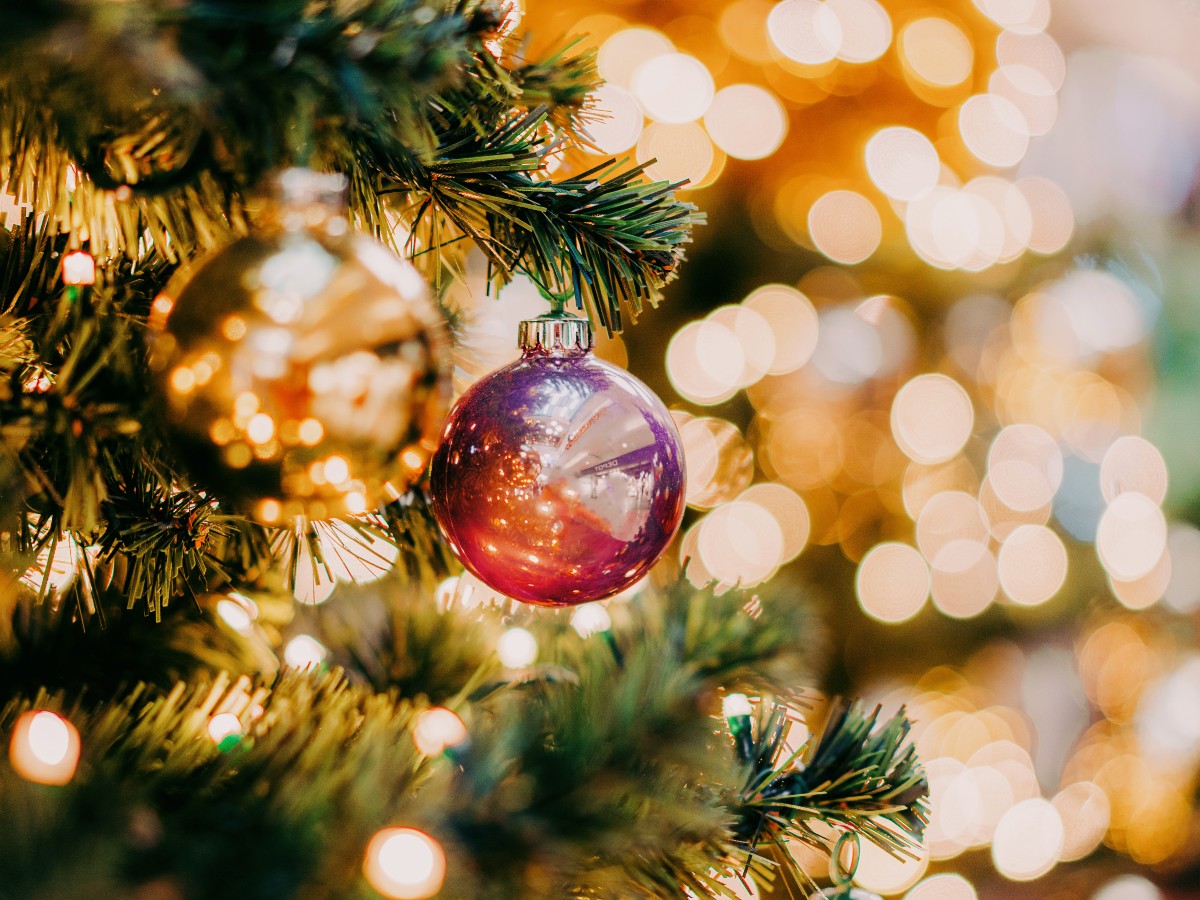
[148,169,449,525]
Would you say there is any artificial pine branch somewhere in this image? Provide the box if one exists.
[0,2,694,328]
[730,699,931,885]
[0,571,923,899]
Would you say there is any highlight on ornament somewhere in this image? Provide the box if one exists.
[9,710,81,786]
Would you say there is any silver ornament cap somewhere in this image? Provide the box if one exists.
[518,315,593,354]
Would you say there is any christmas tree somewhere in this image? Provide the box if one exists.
[0,3,928,899]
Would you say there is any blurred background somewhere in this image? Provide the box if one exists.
[449,0,1200,897]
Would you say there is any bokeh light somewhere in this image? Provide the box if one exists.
[905,873,978,900]
[704,85,788,160]
[1100,436,1168,505]
[632,53,715,123]
[638,122,716,186]
[891,375,974,464]
[739,482,811,563]
[997,525,1067,606]
[808,190,882,264]
[742,285,819,374]
[680,417,754,509]
[857,542,929,623]
[866,127,940,202]
[363,827,447,900]
[413,707,468,756]
[284,634,329,670]
[854,839,929,894]
[930,539,998,619]
[900,18,974,89]
[1096,493,1167,582]
[959,94,1031,168]
[987,424,1063,512]
[497,627,538,668]
[1092,876,1162,900]
[827,0,892,64]
[768,0,843,65]
[1052,781,1111,861]
[9,710,81,786]
[598,27,674,89]
[586,84,643,153]
[696,499,786,586]
[991,798,1063,881]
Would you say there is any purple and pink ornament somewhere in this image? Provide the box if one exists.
[430,315,685,606]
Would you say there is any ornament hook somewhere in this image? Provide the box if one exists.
[829,832,861,887]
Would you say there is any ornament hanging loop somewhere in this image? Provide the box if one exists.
[829,832,861,887]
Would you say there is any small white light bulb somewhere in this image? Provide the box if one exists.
[284,634,329,669]
[412,708,468,756]
[496,627,538,668]
[570,604,613,638]
[722,693,753,719]
[206,712,243,745]
[363,827,447,900]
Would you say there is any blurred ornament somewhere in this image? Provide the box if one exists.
[430,315,685,606]
[149,169,449,524]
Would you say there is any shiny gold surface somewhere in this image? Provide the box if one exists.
[149,170,450,524]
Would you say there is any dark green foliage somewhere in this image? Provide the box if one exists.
[0,579,926,899]
[0,0,697,329]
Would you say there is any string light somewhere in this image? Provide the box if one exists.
[9,710,81,785]
[206,713,244,752]
[570,604,613,638]
[215,594,257,633]
[61,250,96,286]
[284,634,329,670]
[496,627,538,668]
[412,708,468,757]
[363,827,447,900]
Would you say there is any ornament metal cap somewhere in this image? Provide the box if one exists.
[518,315,593,354]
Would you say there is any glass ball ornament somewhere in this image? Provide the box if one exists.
[430,316,685,606]
[149,169,449,524]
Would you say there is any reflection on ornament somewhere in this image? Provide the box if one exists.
[279,516,401,605]
[19,530,100,602]
[430,316,685,606]
[149,169,449,524]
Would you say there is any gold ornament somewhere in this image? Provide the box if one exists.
[149,168,449,525]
